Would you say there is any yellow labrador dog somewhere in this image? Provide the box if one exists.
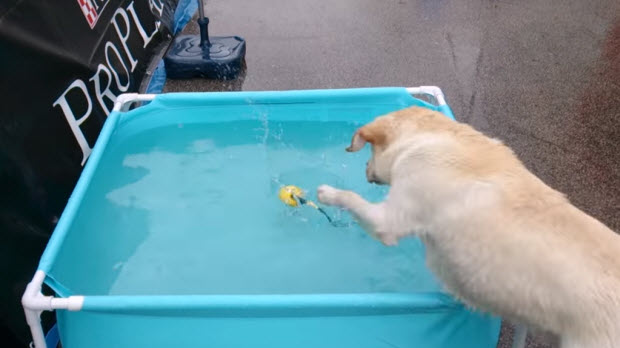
[317,106,620,348]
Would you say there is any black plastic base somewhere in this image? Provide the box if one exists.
[164,35,246,80]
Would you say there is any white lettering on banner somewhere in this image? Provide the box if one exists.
[53,1,161,165]
[104,42,130,92]
[89,64,117,114]
[53,80,93,165]
[111,8,138,72]
[149,0,164,16]
[127,1,159,48]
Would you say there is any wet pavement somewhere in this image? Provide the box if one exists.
[165,1,620,347]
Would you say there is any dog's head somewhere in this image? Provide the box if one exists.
[346,114,394,185]
[346,107,455,185]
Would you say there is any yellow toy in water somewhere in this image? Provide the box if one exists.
[278,185,305,207]
[278,185,340,226]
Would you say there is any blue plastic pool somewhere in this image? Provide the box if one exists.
[25,87,500,348]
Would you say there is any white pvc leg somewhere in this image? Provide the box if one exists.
[22,270,84,348]
[512,324,527,348]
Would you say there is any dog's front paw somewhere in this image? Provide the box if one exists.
[317,185,342,206]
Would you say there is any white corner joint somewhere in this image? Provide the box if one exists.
[113,93,157,112]
[406,86,447,106]
[22,270,84,348]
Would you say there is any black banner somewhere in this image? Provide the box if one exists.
[0,0,180,345]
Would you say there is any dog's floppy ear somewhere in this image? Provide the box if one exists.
[346,130,367,152]
[346,123,387,152]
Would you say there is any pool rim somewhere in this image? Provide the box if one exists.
[23,86,475,348]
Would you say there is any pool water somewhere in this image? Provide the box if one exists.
[55,119,439,296]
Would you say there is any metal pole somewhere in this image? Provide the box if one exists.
[197,0,205,20]
[197,0,211,47]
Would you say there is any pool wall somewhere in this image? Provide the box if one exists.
[23,87,501,348]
